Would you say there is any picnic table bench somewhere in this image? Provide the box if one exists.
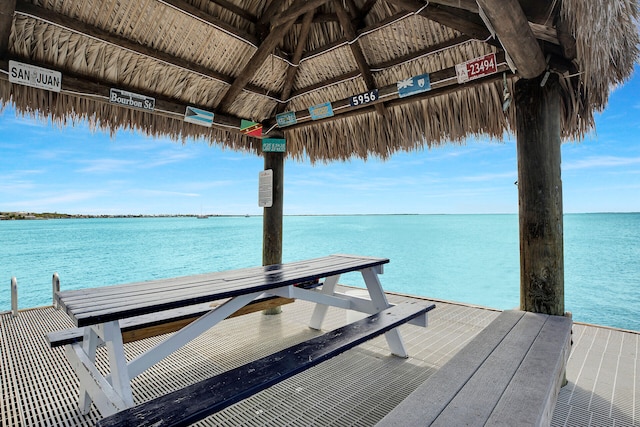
[49,254,435,421]
[375,309,573,427]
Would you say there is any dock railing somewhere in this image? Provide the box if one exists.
[11,277,17,316]
[6,273,60,316]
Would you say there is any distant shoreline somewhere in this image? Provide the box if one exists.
[0,212,252,220]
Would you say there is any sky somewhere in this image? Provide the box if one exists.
[1,65,639,216]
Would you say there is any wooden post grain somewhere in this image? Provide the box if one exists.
[263,151,284,314]
[0,0,16,57]
[515,73,564,315]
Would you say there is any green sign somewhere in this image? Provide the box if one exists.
[262,138,286,153]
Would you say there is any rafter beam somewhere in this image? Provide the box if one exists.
[343,0,360,20]
[294,13,338,24]
[476,0,546,78]
[0,0,16,57]
[333,0,385,116]
[13,2,273,101]
[360,0,379,21]
[219,0,332,114]
[430,0,478,13]
[217,19,297,113]
[159,0,258,46]
[270,0,331,27]
[389,0,492,42]
[259,0,286,26]
[278,11,315,114]
[210,0,257,24]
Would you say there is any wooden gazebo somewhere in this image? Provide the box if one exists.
[1,0,638,315]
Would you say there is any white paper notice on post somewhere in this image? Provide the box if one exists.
[259,169,273,208]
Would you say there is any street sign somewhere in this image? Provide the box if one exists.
[109,88,155,111]
[456,53,498,83]
[9,61,61,92]
[262,138,286,152]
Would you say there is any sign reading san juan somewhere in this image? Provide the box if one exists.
[110,88,155,111]
[9,61,62,92]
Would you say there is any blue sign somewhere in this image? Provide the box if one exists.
[397,74,431,98]
[276,111,297,127]
[184,106,214,127]
[262,138,286,153]
[309,102,334,120]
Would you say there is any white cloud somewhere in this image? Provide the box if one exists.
[564,156,640,170]
[4,191,102,208]
[128,189,200,198]
[454,171,516,183]
[76,158,137,173]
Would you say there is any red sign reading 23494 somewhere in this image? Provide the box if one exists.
[456,53,497,83]
[466,54,497,78]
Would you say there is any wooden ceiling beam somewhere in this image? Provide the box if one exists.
[294,13,338,24]
[389,0,494,43]
[210,0,257,24]
[343,0,360,20]
[270,0,331,27]
[219,0,334,114]
[360,0,379,21]
[333,0,385,116]
[430,0,478,13]
[13,2,272,101]
[0,0,16,57]
[277,11,315,114]
[159,0,258,46]
[476,0,547,79]
[259,0,286,27]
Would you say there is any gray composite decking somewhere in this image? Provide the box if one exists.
[1,288,638,426]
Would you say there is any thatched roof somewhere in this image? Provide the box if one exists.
[0,0,638,161]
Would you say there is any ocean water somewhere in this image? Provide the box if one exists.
[1,214,638,331]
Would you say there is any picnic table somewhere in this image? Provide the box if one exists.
[51,254,434,421]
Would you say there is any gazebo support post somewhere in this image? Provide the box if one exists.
[515,73,564,316]
[262,151,284,315]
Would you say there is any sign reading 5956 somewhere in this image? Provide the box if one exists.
[349,89,379,107]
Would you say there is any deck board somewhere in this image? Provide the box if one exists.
[1,288,638,427]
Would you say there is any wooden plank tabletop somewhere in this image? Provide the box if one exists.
[56,254,389,327]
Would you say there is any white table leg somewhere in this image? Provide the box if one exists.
[361,267,409,357]
[78,326,100,414]
[64,322,132,417]
[101,321,134,407]
[309,274,341,330]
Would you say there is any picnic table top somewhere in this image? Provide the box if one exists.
[56,254,389,327]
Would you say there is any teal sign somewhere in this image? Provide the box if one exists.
[262,138,286,153]
[276,111,297,127]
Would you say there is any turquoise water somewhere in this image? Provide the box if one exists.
[1,214,638,331]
